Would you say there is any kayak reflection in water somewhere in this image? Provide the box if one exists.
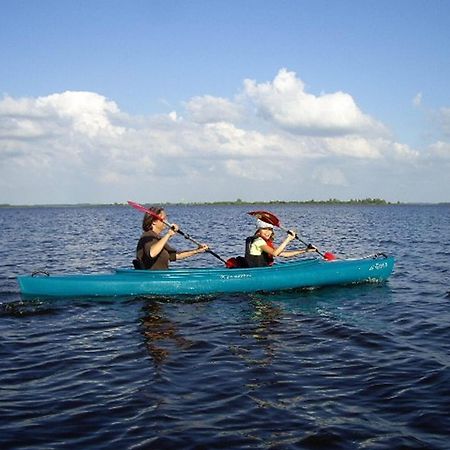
[140,301,192,366]
[245,218,317,268]
[134,206,209,270]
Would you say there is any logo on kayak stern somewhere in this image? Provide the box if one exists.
[369,262,388,271]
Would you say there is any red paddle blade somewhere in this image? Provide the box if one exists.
[127,200,164,221]
[247,210,281,227]
[323,252,336,261]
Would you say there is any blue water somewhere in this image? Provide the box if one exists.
[1,204,449,449]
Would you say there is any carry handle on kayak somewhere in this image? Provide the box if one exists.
[127,201,227,264]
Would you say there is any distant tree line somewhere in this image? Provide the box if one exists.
[7,199,450,207]
[178,198,392,206]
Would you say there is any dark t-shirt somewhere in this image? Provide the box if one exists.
[136,230,177,270]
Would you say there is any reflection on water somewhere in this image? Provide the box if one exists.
[230,298,283,368]
[0,298,58,317]
[140,300,193,366]
[274,284,393,331]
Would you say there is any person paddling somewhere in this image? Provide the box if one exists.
[245,218,317,268]
[135,206,209,270]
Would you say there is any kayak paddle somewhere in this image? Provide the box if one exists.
[248,210,336,261]
[128,200,227,265]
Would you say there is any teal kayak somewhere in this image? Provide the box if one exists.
[17,254,394,298]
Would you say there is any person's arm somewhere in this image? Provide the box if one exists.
[149,225,178,258]
[279,245,317,257]
[260,232,296,257]
[176,244,209,260]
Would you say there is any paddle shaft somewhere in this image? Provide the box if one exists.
[164,219,227,264]
[277,224,326,258]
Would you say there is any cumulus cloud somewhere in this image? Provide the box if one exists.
[0,91,125,139]
[0,69,448,204]
[312,167,349,186]
[242,68,388,137]
[427,141,450,159]
[185,95,243,124]
[39,91,125,137]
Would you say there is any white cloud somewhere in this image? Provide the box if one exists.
[312,167,349,186]
[40,91,126,137]
[185,95,243,124]
[242,68,388,137]
[0,91,125,140]
[427,141,450,160]
[224,159,284,181]
[0,70,448,204]
[323,136,382,159]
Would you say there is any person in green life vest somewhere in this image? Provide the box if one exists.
[245,219,317,267]
[135,206,209,270]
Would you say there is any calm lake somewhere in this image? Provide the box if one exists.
[1,204,449,449]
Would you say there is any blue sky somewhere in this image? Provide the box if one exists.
[1,0,449,204]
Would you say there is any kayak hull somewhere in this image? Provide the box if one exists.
[17,254,394,298]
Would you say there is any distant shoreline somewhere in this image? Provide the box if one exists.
[1,198,449,208]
